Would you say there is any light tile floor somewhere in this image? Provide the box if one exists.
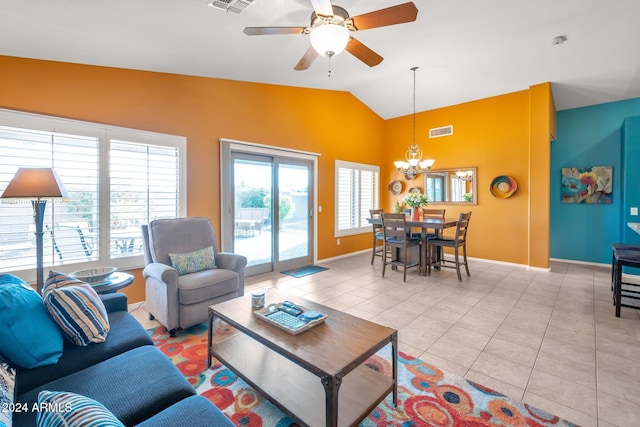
[130,253,640,427]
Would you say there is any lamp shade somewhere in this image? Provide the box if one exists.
[310,24,349,57]
[1,168,69,199]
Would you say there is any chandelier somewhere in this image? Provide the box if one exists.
[394,66,434,180]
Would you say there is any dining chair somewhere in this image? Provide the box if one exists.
[381,212,422,282]
[427,212,472,281]
[369,209,384,264]
[410,208,445,240]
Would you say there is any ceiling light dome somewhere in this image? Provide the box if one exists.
[310,24,349,57]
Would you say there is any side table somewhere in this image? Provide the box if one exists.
[91,271,134,294]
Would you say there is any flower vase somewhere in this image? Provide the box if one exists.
[411,207,421,221]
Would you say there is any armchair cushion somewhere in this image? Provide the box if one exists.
[178,269,239,305]
[169,246,216,275]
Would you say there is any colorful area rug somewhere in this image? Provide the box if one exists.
[148,323,578,427]
[280,265,328,278]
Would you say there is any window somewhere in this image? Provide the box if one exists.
[335,160,379,237]
[0,109,186,283]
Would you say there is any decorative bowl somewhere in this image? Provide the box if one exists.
[490,175,517,199]
[71,267,117,284]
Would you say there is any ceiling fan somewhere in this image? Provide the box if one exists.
[243,0,418,71]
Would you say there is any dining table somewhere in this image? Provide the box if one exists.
[368,215,460,276]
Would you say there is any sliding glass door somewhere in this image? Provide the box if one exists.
[232,155,273,272]
[277,160,311,269]
[228,150,314,276]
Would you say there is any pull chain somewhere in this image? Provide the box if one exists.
[327,52,334,78]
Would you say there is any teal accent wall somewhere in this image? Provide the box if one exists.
[551,98,640,264]
[622,116,640,245]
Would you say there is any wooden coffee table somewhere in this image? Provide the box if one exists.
[207,288,397,427]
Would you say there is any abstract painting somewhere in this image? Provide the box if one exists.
[561,166,612,204]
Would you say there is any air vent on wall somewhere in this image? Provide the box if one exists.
[429,125,453,138]
[207,0,256,14]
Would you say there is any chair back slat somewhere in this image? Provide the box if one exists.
[422,208,445,219]
[381,212,409,241]
[369,209,383,232]
[454,212,472,243]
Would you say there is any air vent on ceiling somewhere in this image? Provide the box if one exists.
[207,0,256,14]
[429,125,453,138]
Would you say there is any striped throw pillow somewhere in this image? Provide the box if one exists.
[43,271,85,293]
[36,390,124,427]
[42,283,110,346]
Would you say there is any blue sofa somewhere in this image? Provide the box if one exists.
[9,291,233,427]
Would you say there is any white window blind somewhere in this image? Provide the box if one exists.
[335,160,379,237]
[110,140,180,258]
[0,109,186,283]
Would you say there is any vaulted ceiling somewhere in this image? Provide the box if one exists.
[2,0,640,119]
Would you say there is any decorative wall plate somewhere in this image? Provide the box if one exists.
[490,175,517,199]
[409,187,421,194]
[389,180,403,195]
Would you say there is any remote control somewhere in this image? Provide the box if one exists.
[282,301,302,311]
[278,305,302,317]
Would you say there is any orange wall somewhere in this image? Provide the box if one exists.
[0,55,552,302]
[0,56,386,301]
[383,89,551,266]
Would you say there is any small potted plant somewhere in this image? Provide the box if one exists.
[403,192,429,220]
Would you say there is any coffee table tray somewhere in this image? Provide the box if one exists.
[254,302,327,335]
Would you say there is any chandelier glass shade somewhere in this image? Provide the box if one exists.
[310,24,350,57]
[456,170,473,180]
[394,67,434,180]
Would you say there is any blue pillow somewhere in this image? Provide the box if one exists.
[0,274,63,369]
[36,390,124,427]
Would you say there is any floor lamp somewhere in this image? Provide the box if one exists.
[1,168,68,294]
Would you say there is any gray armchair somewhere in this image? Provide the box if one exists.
[142,217,247,337]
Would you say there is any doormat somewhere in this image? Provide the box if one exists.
[281,265,328,278]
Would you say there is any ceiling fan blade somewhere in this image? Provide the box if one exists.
[345,37,383,67]
[243,27,307,36]
[294,46,319,71]
[310,0,334,17]
[350,2,418,31]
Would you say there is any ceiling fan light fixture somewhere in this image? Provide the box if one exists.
[309,24,350,57]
